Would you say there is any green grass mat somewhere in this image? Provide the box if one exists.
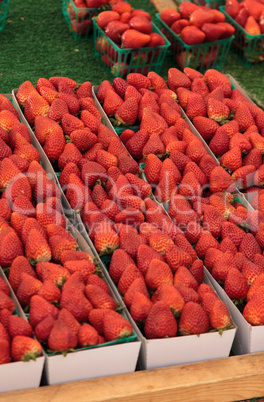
[0,0,263,106]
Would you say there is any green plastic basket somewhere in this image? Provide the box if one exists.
[156,13,234,72]
[0,0,11,32]
[220,6,264,65]
[93,18,171,78]
[62,0,109,39]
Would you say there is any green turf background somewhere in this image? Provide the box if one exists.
[0,0,263,105]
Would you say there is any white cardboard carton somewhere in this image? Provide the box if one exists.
[134,273,236,370]
[205,268,264,355]
[0,269,45,393]
[43,218,141,386]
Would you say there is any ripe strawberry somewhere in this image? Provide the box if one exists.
[173,265,199,291]
[144,301,177,339]
[179,301,209,335]
[144,153,162,184]
[219,237,238,255]
[207,98,230,123]
[61,114,84,137]
[85,284,116,310]
[29,294,59,328]
[243,291,264,326]
[0,231,23,268]
[209,299,232,330]
[78,323,99,347]
[181,25,206,45]
[129,292,153,324]
[195,231,220,259]
[16,81,38,107]
[168,68,191,90]
[34,315,55,343]
[118,153,139,175]
[60,286,92,323]
[93,222,119,255]
[212,251,237,282]
[203,205,226,238]
[103,310,133,342]
[210,166,236,193]
[23,92,50,126]
[145,259,173,290]
[48,98,69,122]
[0,339,11,364]
[63,260,96,283]
[209,126,230,157]
[148,232,174,255]
[58,92,80,115]
[0,290,14,313]
[232,165,255,190]
[11,336,42,362]
[220,146,242,172]
[199,154,218,181]
[36,203,66,230]
[239,233,261,260]
[244,148,263,170]
[224,268,248,300]
[8,315,33,339]
[48,319,78,352]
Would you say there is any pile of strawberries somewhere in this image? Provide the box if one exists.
[0,276,43,364]
[225,0,264,35]
[160,4,235,45]
[66,0,109,37]
[13,74,237,340]
[167,68,264,206]
[96,71,180,129]
[94,5,167,77]
[0,93,134,361]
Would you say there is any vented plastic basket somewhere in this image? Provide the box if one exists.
[0,0,11,32]
[156,12,234,72]
[93,18,170,77]
[220,6,264,65]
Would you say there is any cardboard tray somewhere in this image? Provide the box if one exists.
[0,269,45,394]
[206,268,264,356]
[42,218,141,386]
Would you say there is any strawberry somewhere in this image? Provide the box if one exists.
[36,203,66,230]
[243,291,264,326]
[49,76,77,90]
[245,16,261,35]
[97,10,120,29]
[203,205,226,238]
[195,231,220,259]
[61,113,84,136]
[115,207,144,227]
[189,259,204,285]
[63,260,96,283]
[78,323,99,347]
[118,153,139,175]
[148,232,174,255]
[244,148,263,170]
[21,217,47,245]
[79,98,101,121]
[60,286,93,323]
[7,315,33,339]
[247,273,264,301]
[29,294,59,328]
[48,98,69,123]
[207,98,230,123]
[239,233,261,260]
[69,128,97,153]
[0,231,23,268]
[180,25,206,45]
[191,78,209,98]
[37,279,61,304]
[202,23,226,42]
[212,251,237,282]
[48,319,78,352]
[145,259,173,290]
[144,301,177,339]
[129,292,153,324]
[85,284,116,310]
[199,154,218,181]
[93,222,119,255]
[250,131,264,153]
[0,339,11,364]
[222,221,246,248]
[16,81,38,107]
[75,81,92,99]
[164,243,192,273]
[160,8,180,26]
[183,67,204,81]
[210,166,236,193]
[229,133,252,154]
[179,301,209,335]
[185,138,207,163]
[80,110,101,134]
[24,92,50,126]
[173,265,198,291]
[232,165,255,190]
[103,310,133,342]
[234,103,255,132]
[220,146,242,172]
[144,153,162,184]
[219,237,238,255]
[66,173,87,211]
[0,290,15,313]
[209,126,230,156]
[8,255,37,292]
[140,107,168,136]
[11,336,42,362]
[34,316,56,343]
[225,0,240,18]
[224,268,248,301]
[209,299,232,331]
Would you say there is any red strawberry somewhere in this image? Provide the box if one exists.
[93,222,119,255]
[207,98,230,123]
[103,310,133,341]
[225,268,248,300]
[145,259,173,290]
[144,301,177,339]
[48,319,78,352]
[11,336,42,362]
[210,166,236,193]
[24,92,50,126]
[232,165,255,190]
[179,301,209,335]
[48,98,69,122]
[181,25,206,45]
[0,231,23,268]
[209,299,232,331]
[16,81,38,107]
[61,113,84,136]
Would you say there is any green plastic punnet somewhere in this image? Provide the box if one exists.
[92,18,171,78]
[220,6,264,66]
[62,0,110,39]
[156,12,234,73]
[0,0,11,32]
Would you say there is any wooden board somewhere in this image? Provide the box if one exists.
[151,0,178,12]
[2,352,264,401]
